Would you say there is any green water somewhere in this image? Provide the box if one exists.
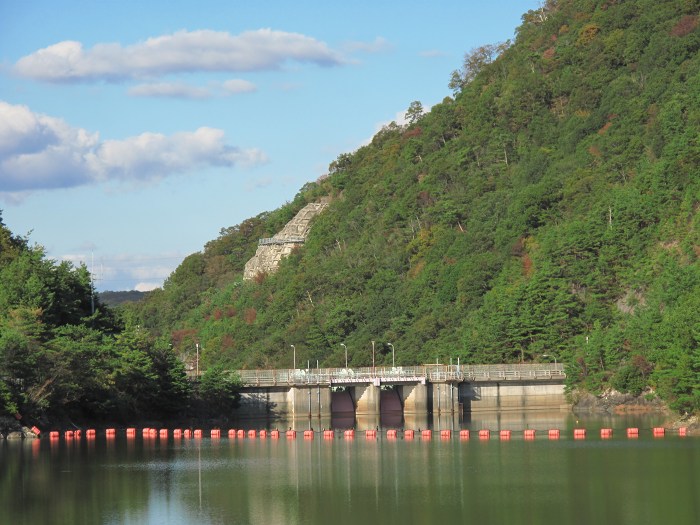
[1,412,698,525]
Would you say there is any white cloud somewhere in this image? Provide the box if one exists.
[61,251,183,291]
[135,282,161,292]
[14,29,344,83]
[127,79,256,99]
[0,101,268,195]
[343,37,392,54]
[128,82,212,99]
[222,79,257,94]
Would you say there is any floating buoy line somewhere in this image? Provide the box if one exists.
[44,426,688,441]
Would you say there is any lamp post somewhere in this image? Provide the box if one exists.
[542,353,557,365]
[388,343,395,368]
[195,343,199,377]
[291,345,296,370]
[340,343,347,369]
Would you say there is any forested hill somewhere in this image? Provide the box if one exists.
[128,0,700,413]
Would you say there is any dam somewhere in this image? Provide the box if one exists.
[231,364,568,418]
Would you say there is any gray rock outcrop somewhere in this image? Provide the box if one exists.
[243,202,328,280]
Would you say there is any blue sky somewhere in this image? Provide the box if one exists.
[0,0,537,291]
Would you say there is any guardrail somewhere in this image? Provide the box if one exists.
[258,236,306,245]
[233,364,565,387]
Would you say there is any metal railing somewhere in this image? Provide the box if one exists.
[234,364,565,387]
[258,236,306,245]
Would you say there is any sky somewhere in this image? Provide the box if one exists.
[0,0,538,292]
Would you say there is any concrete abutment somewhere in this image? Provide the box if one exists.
[236,380,568,418]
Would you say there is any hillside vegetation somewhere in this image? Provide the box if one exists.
[128,0,700,413]
[0,216,242,425]
[3,0,698,421]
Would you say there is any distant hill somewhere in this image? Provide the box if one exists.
[99,290,146,307]
[124,0,700,414]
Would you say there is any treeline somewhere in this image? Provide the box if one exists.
[123,0,700,414]
[0,215,240,424]
[3,0,699,419]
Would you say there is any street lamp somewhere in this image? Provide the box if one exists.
[542,353,557,365]
[195,343,200,377]
[291,345,296,370]
[388,343,395,368]
[340,343,347,368]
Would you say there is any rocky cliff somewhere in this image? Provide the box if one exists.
[243,202,328,280]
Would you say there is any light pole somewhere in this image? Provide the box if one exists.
[542,353,557,365]
[371,340,375,377]
[291,344,296,370]
[340,343,347,368]
[388,343,395,368]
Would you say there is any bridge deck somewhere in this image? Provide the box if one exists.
[233,364,565,387]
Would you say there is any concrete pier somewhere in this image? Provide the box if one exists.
[459,381,567,412]
[353,383,381,415]
[401,383,428,415]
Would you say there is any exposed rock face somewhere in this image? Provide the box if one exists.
[572,389,667,414]
[243,202,328,280]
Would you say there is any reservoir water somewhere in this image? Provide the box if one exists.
[1,411,697,525]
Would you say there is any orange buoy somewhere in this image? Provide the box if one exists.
[460,429,471,440]
[248,430,257,439]
[173,429,182,438]
[49,431,60,439]
[524,429,536,440]
[86,429,96,438]
[387,429,398,439]
[365,429,377,439]
[323,430,334,439]
[440,430,452,440]
[184,429,192,439]
[548,429,560,440]
[500,430,512,440]
[286,430,297,439]
[679,427,687,437]
[237,429,245,439]
[627,427,639,438]
[421,429,432,440]
[227,429,236,438]
[653,427,665,437]
[270,430,280,439]
[193,429,202,438]
[303,430,314,439]
[600,428,613,439]
[211,429,221,439]
[260,429,268,439]
[344,429,355,439]
[478,429,490,440]
[159,429,169,439]
[574,428,586,439]
[126,428,136,438]
[404,429,415,440]
[65,430,74,439]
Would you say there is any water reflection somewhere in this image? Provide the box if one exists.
[0,411,695,525]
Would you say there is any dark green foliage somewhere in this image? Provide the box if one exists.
[0,214,192,423]
[125,0,700,414]
[195,365,241,417]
